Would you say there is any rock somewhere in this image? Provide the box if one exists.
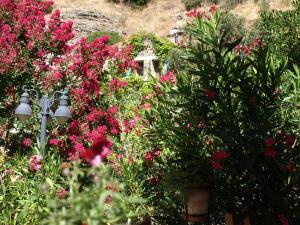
[58,9,123,41]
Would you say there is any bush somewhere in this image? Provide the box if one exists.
[126,0,149,6]
[107,0,149,7]
[182,0,202,10]
[255,1,300,67]
[148,7,300,224]
[220,11,246,41]
[126,33,176,67]
[87,31,123,45]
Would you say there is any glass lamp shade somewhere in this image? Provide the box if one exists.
[15,102,33,122]
[54,106,71,124]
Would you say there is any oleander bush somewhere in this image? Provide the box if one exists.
[146,6,300,224]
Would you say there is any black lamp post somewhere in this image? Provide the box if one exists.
[15,86,72,150]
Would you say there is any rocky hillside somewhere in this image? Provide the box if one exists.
[53,0,293,38]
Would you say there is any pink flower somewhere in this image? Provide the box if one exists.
[56,188,69,199]
[22,138,32,148]
[109,105,119,114]
[278,214,289,225]
[235,44,244,53]
[74,143,86,152]
[253,37,262,47]
[4,169,13,175]
[263,147,276,158]
[141,103,152,110]
[49,138,61,146]
[123,115,141,133]
[82,136,112,167]
[160,71,176,84]
[209,5,217,14]
[108,77,128,91]
[187,9,197,18]
[29,155,43,172]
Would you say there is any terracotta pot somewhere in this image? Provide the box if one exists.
[225,210,251,225]
[183,185,210,222]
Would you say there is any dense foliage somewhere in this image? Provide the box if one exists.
[107,0,150,7]
[147,7,300,224]
[257,0,300,67]
[126,33,176,68]
[182,0,202,10]
[87,31,123,45]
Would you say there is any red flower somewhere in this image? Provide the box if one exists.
[104,195,112,204]
[283,134,295,149]
[209,5,217,14]
[245,45,252,56]
[198,120,207,128]
[210,161,221,170]
[145,151,153,163]
[263,147,276,158]
[204,89,216,99]
[211,151,230,161]
[149,176,161,184]
[287,162,295,172]
[82,136,112,167]
[264,137,276,147]
[22,138,32,148]
[278,214,289,225]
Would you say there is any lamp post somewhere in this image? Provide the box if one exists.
[15,86,72,151]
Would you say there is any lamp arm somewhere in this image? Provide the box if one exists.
[22,85,39,101]
[52,89,68,101]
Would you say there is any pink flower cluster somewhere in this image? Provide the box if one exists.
[186,5,217,19]
[29,155,43,172]
[160,71,176,84]
[82,136,112,167]
[108,77,128,91]
[22,138,32,148]
[235,37,263,56]
[123,115,141,133]
[145,149,161,165]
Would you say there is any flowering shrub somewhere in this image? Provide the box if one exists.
[148,6,300,224]
[0,0,139,165]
